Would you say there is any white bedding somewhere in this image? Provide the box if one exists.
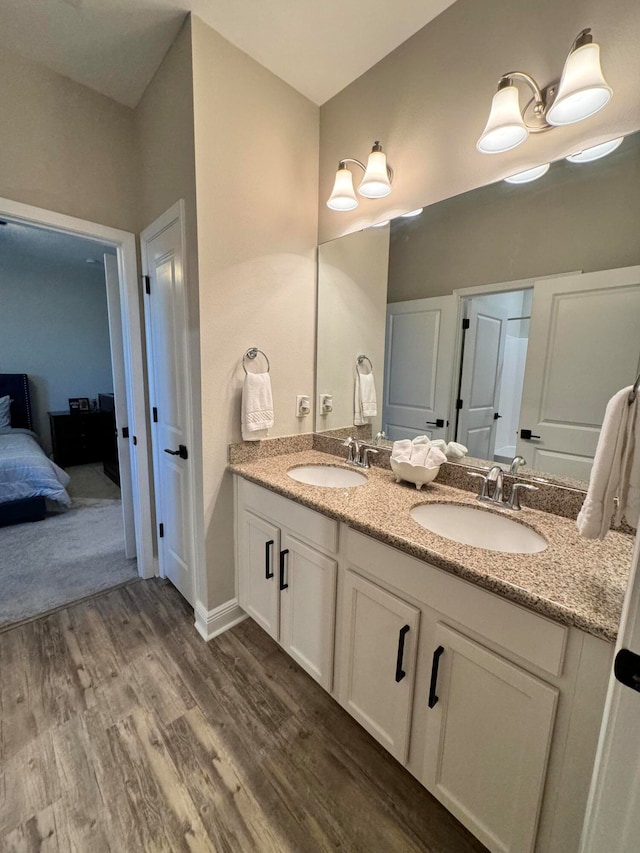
[0,428,71,508]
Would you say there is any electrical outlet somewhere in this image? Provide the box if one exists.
[320,394,333,414]
[296,395,311,418]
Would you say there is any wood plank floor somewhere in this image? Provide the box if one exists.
[0,579,488,852]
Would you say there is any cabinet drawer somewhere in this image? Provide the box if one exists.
[238,478,338,554]
[346,529,567,677]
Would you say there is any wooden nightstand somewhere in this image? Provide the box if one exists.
[48,411,102,468]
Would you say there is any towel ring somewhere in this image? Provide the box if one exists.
[243,347,270,375]
[356,354,373,375]
[630,373,640,405]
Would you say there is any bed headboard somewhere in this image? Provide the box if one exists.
[0,374,33,430]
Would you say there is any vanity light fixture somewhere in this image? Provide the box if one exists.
[504,163,550,184]
[401,208,424,217]
[566,135,624,163]
[326,141,393,211]
[477,29,612,155]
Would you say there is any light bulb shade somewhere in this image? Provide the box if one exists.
[566,136,623,163]
[504,163,550,184]
[358,149,392,198]
[327,166,358,211]
[476,85,529,154]
[546,43,612,126]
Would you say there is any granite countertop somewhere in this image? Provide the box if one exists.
[229,450,635,643]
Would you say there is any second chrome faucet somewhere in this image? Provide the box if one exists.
[343,436,379,469]
[468,464,538,510]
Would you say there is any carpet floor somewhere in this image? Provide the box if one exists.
[0,465,137,628]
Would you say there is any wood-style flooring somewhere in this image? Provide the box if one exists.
[0,579,488,852]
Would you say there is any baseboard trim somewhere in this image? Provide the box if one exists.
[194,598,247,642]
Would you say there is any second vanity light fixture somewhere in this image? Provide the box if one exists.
[477,28,612,154]
[326,141,393,211]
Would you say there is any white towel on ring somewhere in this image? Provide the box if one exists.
[241,372,274,441]
[577,387,639,538]
[354,371,377,425]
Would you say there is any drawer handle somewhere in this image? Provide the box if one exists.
[265,539,274,580]
[428,645,445,708]
[395,624,410,683]
[279,549,289,590]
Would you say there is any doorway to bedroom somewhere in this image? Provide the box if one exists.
[0,217,140,629]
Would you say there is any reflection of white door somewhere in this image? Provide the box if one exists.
[141,202,195,606]
[517,267,640,480]
[383,296,456,441]
[103,253,136,558]
[457,297,510,460]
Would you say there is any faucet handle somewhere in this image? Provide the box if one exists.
[361,447,379,468]
[507,482,538,510]
[467,471,489,500]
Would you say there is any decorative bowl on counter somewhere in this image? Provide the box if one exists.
[390,458,441,490]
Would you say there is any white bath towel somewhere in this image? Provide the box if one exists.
[425,446,447,468]
[354,372,377,425]
[241,372,274,442]
[391,439,412,463]
[577,387,639,538]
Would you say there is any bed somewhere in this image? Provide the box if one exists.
[0,374,71,527]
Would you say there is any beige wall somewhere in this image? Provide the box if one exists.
[387,131,640,301]
[191,16,319,608]
[0,45,139,232]
[319,0,640,243]
[317,226,389,432]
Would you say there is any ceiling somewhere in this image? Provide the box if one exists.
[0,220,113,269]
[0,0,457,107]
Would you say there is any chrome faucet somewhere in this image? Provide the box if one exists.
[509,455,527,475]
[343,436,379,469]
[467,464,538,510]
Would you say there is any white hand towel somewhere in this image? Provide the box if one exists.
[425,446,447,468]
[391,439,412,463]
[445,441,468,460]
[577,387,638,538]
[410,444,430,467]
[241,372,274,442]
[354,372,377,424]
[429,439,447,453]
[412,435,432,447]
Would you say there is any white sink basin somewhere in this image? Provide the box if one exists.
[410,503,547,554]
[287,465,367,488]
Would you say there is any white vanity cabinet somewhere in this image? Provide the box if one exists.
[236,479,338,690]
[336,569,420,763]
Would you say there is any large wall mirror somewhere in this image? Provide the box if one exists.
[316,130,640,486]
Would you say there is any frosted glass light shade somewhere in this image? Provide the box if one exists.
[504,163,550,184]
[358,149,392,198]
[566,136,623,163]
[327,166,358,211]
[477,85,529,153]
[547,43,612,126]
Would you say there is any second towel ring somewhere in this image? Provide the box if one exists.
[243,347,270,374]
[356,354,373,375]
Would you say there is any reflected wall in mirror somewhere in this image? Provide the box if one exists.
[316,131,640,485]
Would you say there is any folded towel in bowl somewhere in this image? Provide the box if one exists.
[446,441,468,460]
[391,439,412,463]
[426,446,447,467]
[410,444,431,467]
[412,435,431,446]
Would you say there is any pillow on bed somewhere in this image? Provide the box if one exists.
[0,395,11,429]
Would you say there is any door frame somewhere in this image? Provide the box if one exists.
[140,200,202,605]
[0,195,155,578]
[450,272,580,442]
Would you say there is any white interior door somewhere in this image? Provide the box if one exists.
[383,296,456,441]
[457,297,510,459]
[141,203,195,606]
[517,267,640,480]
[103,252,136,558]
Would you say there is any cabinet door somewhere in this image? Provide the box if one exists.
[422,623,558,853]
[279,534,337,691]
[338,570,420,763]
[237,510,280,640]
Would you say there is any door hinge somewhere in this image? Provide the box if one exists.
[462,318,470,330]
[159,523,164,538]
[152,406,158,423]
[142,275,150,295]
[122,426,129,438]
[456,399,463,410]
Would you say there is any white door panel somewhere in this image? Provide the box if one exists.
[142,205,195,605]
[383,296,456,440]
[517,267,640,479]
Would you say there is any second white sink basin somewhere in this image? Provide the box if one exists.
[287,465,368,488]
[410,503,547,554]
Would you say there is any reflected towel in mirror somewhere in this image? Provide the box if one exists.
[354,371,377,425]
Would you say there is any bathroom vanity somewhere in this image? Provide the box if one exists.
[231,448,633,853]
